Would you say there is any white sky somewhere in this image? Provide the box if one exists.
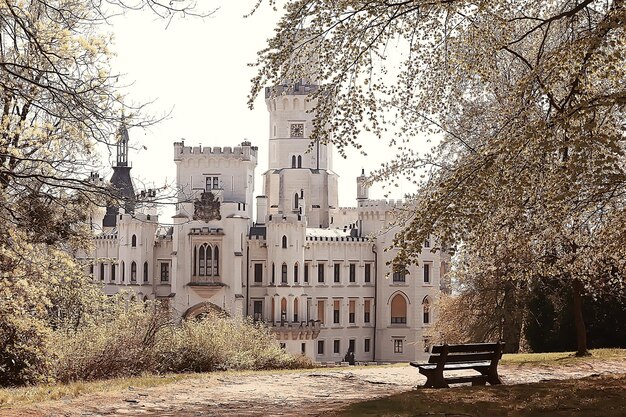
[107,2,411,222]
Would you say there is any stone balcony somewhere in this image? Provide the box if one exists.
[265,319,322,340]
[187,275,226,297]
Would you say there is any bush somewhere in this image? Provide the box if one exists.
[49,305,312,383]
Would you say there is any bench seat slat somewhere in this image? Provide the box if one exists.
[412,361,491,371]
[431,343,501,354]
[428,353,496,363]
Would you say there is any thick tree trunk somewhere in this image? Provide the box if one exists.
[572,279,590,356]
[502,281,522,353]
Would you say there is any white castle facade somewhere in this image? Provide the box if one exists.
[87,81,449,363]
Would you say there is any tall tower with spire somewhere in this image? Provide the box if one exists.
[103,123,136,228]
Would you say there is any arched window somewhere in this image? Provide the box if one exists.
[143,261,148,282]
[206,245,213,276]
[291,155,297,168]
[280,297,287,322]
[297,155,302,168]
[423,297,431,324]
[198,244,205,276]
[391,294,407,324]
[99,263,105,281]
[294,263,299,283]
[131,261,137,282]
[213,246,219,276]
[121,261,125,282]
[293,298,299,322]
[193,245,197,276]
[281,263,288,284]
[131,234,137,247]
[282,235,288,249]
[294,193,299,209]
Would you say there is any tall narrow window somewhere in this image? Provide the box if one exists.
[364,338,371,353]
[160,263,169,282]
[364,300,371,323]
[424,238,430,248]
[333,299,340,324]
[213,246,219,275]
[254,263,263,283]
[100,263,105,281]
[282,235,288,249]
[349,264,356,283]
[121,261,125,282]
[365,263,371,283]
[333,339,340,354]
[293,298,299,322]
[130,261,137,282]
[317,340,325,355]
[193,246,197,276]
[317,300,325,324]
[199,245,205,276]
[391,294,407,324]
[334,263,341,283]
[131,234,137,247]
[206,245,213,276]
[291,155,297,168]
[280,297,287,322]
[281,263,288,284]
[253,300,263,321]
[143,261,148,282]
[349,300,355,324]
[423,263,430,284]
[318,263,325,283]
[271,263,275,284]
[212,177,219,189]
[297,155,302,168]
[111,264,116,282]
[294,193,299,209]
[423,297,431,324]
[304,263,309,283]
[294,263,299,283]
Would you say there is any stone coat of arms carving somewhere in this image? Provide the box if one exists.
[193,192,221,222]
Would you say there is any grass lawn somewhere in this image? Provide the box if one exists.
[330,373,626,417]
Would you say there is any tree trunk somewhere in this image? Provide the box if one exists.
[572,279,590,356]
[502,281,522,353]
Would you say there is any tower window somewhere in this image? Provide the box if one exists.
[130,261,137,282]
[131,234,137,247]
[281,263,288,284]
[291,155,297,168]
[294,263,299,283]
[318,263,325,283]
[365,263,371,283]
[297,155,302,168]
[143,261,148,283]
[111,264,116,282]
[290,123,304,138]
[423,297,431,324]
[254,263,263,283]
[195,243,219,276]
[423,263,431,284]
[349,264,356,283]
[282,235,288,249]
[334,263,341,283]
[160,263,169,282]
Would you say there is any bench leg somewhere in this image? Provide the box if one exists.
[422,373,449,388]
[475,367,503,385]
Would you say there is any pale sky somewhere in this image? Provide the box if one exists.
[107,2,410,223]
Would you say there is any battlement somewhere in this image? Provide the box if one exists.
[174,142,258,162]
[357,199,404,211]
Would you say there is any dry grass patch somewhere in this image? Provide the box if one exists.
[0,373,202,408]
[501,348,626,366]
[330,373,626,417]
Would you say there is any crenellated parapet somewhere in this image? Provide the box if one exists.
[173,142,258,162]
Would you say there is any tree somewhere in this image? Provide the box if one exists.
[0,0,210,386]
[251,1,626,355]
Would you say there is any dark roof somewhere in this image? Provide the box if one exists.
[249,226,267,239]
[102,165,136,227]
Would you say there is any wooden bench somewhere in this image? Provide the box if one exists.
[410,342,505,388]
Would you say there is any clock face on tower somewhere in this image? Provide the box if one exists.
[290,123,304,138]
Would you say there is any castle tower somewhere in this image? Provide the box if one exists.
[356,169,370,201]
[262,82,338,228]
[103,123,136,228]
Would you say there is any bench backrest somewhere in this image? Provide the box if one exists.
[428,342,504,365]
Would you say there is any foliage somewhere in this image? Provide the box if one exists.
[51,307,311,383]
[251,0,626,355]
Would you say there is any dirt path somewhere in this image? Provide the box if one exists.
[3,359,626,417]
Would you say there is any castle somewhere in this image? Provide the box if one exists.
[87,81,449,363]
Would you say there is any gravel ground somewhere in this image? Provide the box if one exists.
[3,358,626,417]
